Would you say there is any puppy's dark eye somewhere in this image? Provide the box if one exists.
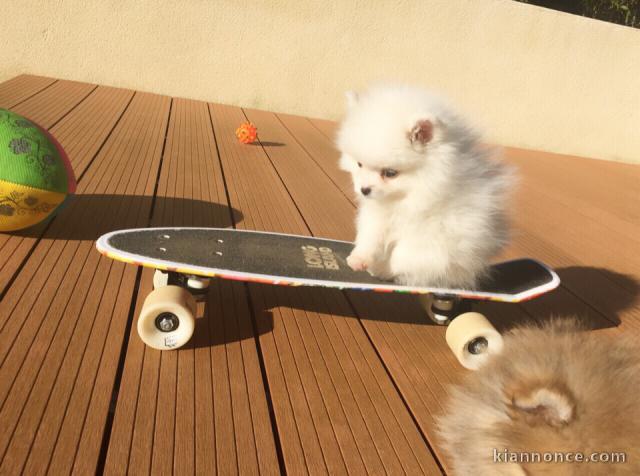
[381,168,398,178]
[357,162,363,168]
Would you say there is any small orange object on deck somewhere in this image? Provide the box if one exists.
[235,121,258,144]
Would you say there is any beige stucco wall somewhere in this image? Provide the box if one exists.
[1,0,638,163]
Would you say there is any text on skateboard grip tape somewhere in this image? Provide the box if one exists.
[301,245,339,270]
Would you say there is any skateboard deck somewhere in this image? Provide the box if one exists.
[96,227,560,302]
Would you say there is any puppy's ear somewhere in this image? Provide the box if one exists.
[338,154,355,172]
[508,382,575,428]
[408,119,434,146]
[345,90,359,108]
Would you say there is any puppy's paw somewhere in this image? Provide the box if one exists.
[368,266,394,281]
[347,251,370,272]
[367,259,394,281]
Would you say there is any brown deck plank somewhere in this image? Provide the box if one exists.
[289,287,383,474]
[215,105,321,471]
[308,117,337,143]
[52,85,135,177]
[0,75,57,109]
[0,89,170,474]
[215,104,356,475]
[0,84,134,295]
[320,289,441,472]
[47,92,170,475]
[10,79,97,129]
[278,113,354,206]
[211,103,442,475]
[171,100,196,476]
[104,98,279,475]
[512,185,639,281]
[498,151,640,333]
[508,147,640,220]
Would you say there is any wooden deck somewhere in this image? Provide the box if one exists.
[0,74,638,475]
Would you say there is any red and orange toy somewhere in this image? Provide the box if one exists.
[235,122,258,144]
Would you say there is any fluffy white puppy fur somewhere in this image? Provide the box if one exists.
[337,84,515,288]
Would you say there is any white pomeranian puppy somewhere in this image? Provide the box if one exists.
[337,84,515,289]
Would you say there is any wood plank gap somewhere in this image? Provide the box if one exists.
[95,97,174,474]
[209,104,288,474]
[0,77,58,109]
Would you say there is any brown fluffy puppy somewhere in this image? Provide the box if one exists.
[437,319,640,475]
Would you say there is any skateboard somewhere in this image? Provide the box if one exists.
[96,227,560,369]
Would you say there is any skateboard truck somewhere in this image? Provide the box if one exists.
[420,293,465,325]
[154,270,210,298]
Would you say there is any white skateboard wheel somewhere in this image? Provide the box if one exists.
[138,285,196,350]
[153,269,169,289]
[445,312,503,370]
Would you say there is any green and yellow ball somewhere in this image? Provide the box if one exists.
[0,109,76,232]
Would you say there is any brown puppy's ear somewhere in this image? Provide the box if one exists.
[508,381,576,428]
[408,119,434,146]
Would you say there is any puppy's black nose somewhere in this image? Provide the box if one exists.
[360,187,371,196]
